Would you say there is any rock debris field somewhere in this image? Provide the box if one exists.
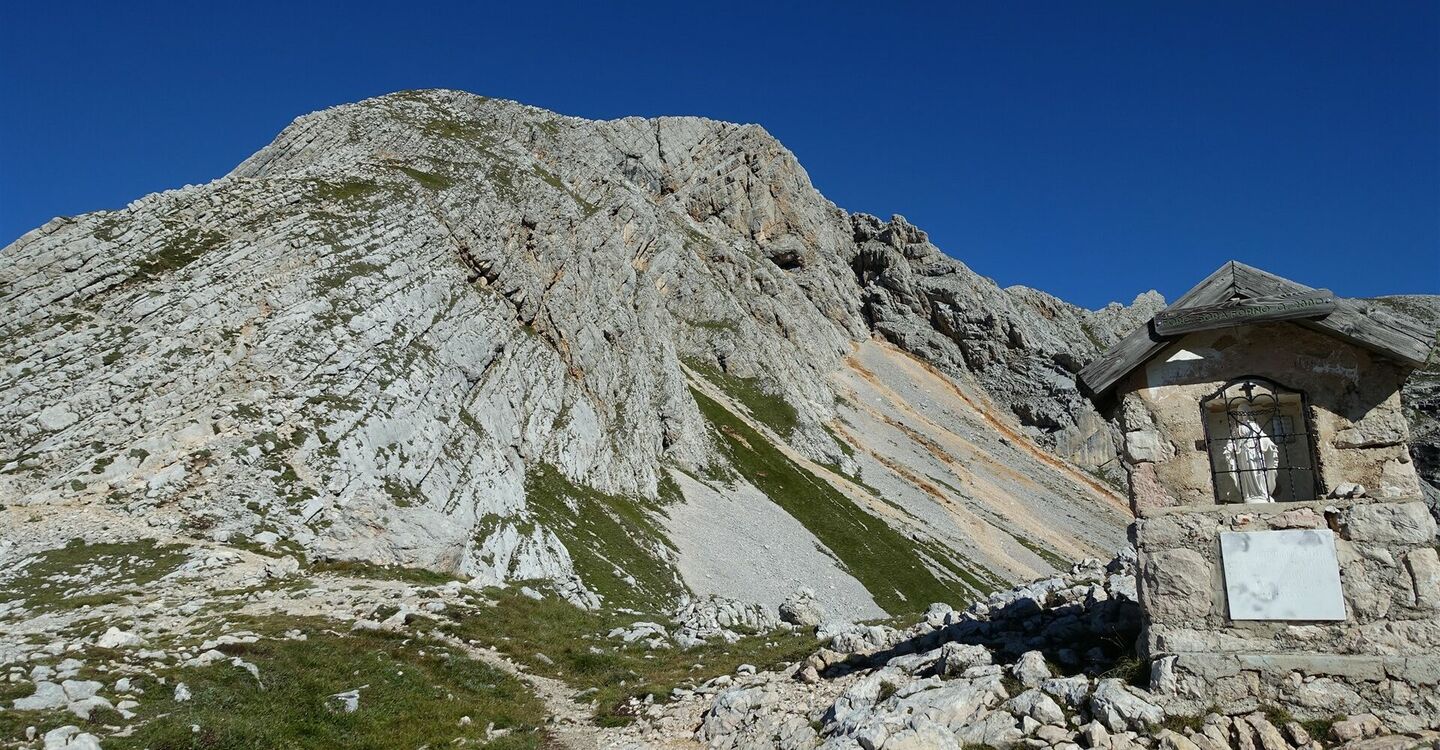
[2,504,1438,749]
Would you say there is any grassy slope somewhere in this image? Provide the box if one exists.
[690,386,996,615]
[682,357,798,438]
[0,542,548,750]
[119,619,546,750]
[0,616,547,748]
[442,588,818,726]
[0,538,189,614]
[0,535,817,745]
[520,463,687,610]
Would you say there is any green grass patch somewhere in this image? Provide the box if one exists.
[0,670,133,741]
[1299,714,1344,743]
[929,473,966,497]
[1099,654,1150,688]
[692,387,986,614]
[109,617,546,750]
[1160,713,1204,734]
[227,536,309,563]
[408,103,496,144]
[532,164,568,193]
[309,559,461,587]
[530,165,598,216]
[1013,535,1073,571]
[309,178,384,205]
[133,227,225,280]
[0,538,188,614]
[812,424,891,498]
[1257,705,1338,741]
[656,470,684,506]
[0,707,106,746]
[684,318,741,332]
[315,260,386,292]
[684,357,799,438]
[521,464,685,610]
[381,476,425,508]
[444,589,817,726]
[93,214,126,242]
[396,165,454,191]
[821,423,856,459]
[487,161,520,200]
[233,429,318,507]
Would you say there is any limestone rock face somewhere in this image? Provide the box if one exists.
[0,88,1294,613]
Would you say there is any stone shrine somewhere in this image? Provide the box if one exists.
[1079,261,1440,728]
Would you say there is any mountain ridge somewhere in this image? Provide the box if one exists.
[2,89,1431,623]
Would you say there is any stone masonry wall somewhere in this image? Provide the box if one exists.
[1116,322,1420,514]
[1135,497,1440,730]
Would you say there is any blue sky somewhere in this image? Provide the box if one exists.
[2,1,1435,308]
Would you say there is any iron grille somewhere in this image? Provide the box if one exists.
[1200,377,1319,504]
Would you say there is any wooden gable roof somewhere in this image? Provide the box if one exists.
[1078,261,1436,397]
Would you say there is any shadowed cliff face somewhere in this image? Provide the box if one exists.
[1,88,1356,616]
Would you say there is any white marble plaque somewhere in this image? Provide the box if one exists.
[1219,529,1346,621]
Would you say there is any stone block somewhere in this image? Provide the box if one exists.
[1171,653,1242,681]
[1282,721,1312,746]
[1203,673,1261,715]
[1352,618,1440,653]
[1329,713,1383,743]
[1403,547,1440,610]
[1132,462,1181,515]
[1124,429,1173,464]
[1266,508,1325,530]
[1292,678,1363,714]
[1340,559,1393,621]
[1150,627,1280,655]
[1354,544,1396,566]
[1341,502,1437,544]
[1244,713,1289,750]
[1234,654,1386,681]
[1140,548,1215,623]
[1377,459,1423,499]
[1333,737,1426,750]
[1150,655,1179,695]
[1137,516,1188,548]
[1387,657,1440,685]
[1332,410,1408,449]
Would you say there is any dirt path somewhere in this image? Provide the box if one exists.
[450,638,710,749]
[444,638,608,749]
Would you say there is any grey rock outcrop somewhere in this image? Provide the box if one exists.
[693,551,1440,749]
[779,588,825,629]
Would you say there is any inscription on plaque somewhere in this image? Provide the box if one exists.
[1219,529,1346,621]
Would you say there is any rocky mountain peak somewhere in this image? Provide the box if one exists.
[2,89,1203,621]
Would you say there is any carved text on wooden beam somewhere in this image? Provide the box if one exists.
[1152,289,1337,337]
